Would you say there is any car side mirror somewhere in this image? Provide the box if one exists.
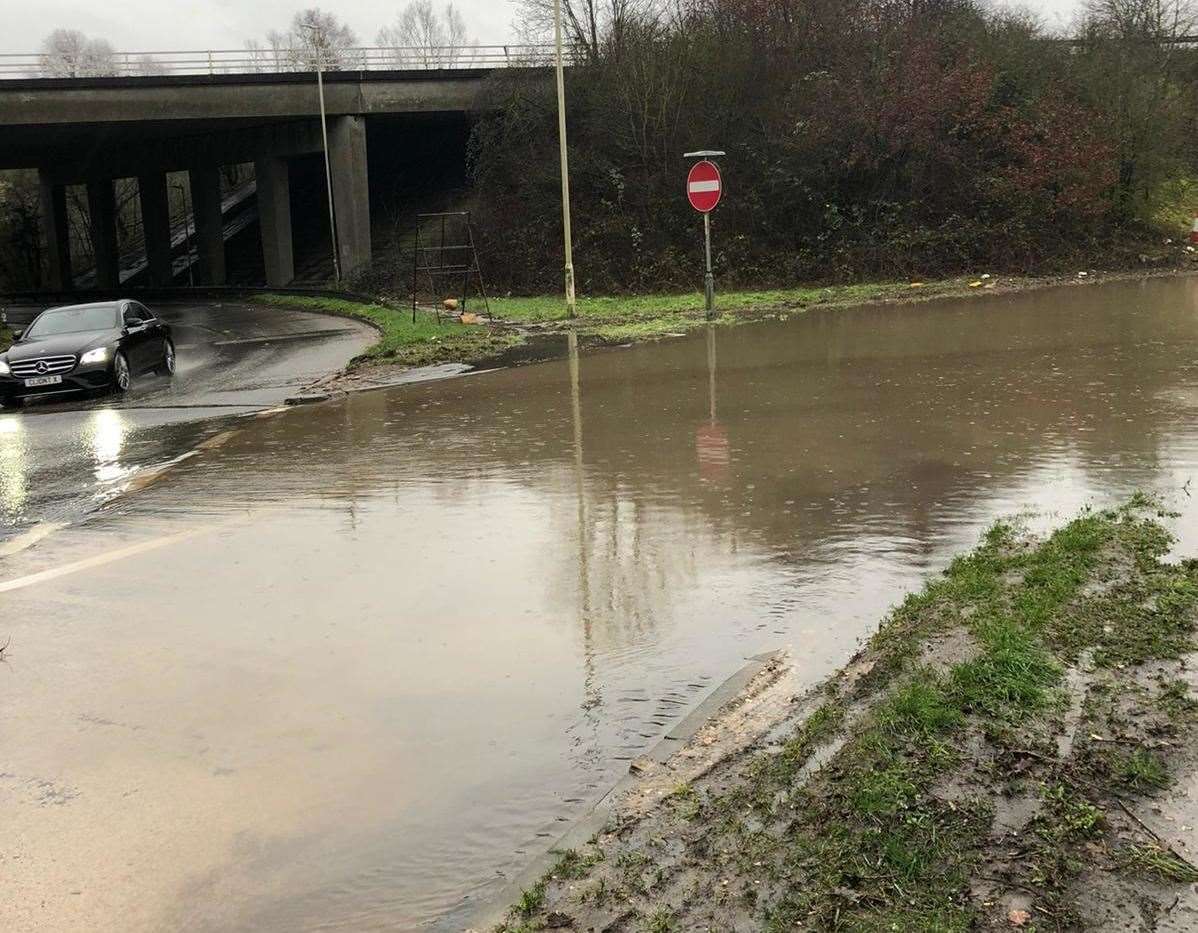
[9,329,21,341]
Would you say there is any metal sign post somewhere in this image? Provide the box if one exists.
[685,150,725,321]
[703,211,714,318]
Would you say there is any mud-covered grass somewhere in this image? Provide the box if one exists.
[497,497,1198,931]
[491,282,916,327]
[488,270,1196,345]
[251,294,523,368]
[490,280,979,344]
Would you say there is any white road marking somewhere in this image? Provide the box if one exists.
[0,527,208,593]
[0,522,69,559]
[195,429,240,451]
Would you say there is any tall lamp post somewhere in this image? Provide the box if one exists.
[299,22,342,285]
[553,0,576,318]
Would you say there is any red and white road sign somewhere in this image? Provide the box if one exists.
[687,160,722,214]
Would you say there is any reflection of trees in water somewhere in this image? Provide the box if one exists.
[564,492,711,652]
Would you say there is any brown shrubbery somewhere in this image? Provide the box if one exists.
[469,0,1198,293]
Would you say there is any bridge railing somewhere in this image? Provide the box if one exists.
[0,44,571,80]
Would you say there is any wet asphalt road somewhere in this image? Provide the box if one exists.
[0,299,375,541]
[2,278,1198,930]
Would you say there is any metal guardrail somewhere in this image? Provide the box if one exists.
[0,44,567,80]
[2,35,1191,81]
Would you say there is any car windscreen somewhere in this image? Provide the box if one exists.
[25,305,121,338]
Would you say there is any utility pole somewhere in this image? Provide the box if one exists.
[300,22,342,285]
[553,0,577,318]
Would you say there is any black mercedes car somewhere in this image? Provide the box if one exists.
[0,300,175,408]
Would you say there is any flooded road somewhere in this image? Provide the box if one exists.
[2,276,1198,931]
[0,300,374,541]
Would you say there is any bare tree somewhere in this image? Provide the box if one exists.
[134,55,168,77]
[0,171,43,289]
[249,8,360,72]
[1083,0,1197,37]
[39,28,117,77]
[243,40,272,73]
[516,0,657,60]
[378,2,470,67]
[291,7,360,68]
[1077,0,1198,214]
[246,27,311,72]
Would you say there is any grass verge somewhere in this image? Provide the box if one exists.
[489,280,963,342]
[252,293,523,369]
[486,270,1198,343]
[497,498,1198,931]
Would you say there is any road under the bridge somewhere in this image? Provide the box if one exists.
[0,69,506,291]
[0,299,375,545]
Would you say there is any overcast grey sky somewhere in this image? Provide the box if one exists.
[3,1,1088,53]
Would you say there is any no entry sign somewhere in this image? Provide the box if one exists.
[685,149,725,319]
[687,160,722,214]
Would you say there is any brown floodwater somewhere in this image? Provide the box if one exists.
[3,276,1198,931]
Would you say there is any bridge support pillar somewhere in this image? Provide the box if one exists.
[38,170,72,291]
[329,116,371,278]
[86,179,120,290]
[189,167,227,285]
[138,173,174,287]
[255,156,294,287]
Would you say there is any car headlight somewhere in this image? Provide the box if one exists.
[80,347,110,365]
[0,359,9,376]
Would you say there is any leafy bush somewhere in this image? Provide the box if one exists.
[468,0,1197,294]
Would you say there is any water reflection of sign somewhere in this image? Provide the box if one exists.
[696,422,730,479]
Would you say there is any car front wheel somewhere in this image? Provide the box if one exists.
[160,339,176,377]
[112,352,131,393]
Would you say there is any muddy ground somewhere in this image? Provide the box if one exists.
[491,499,1198,932]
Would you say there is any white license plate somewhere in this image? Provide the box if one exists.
[24,375,62,387]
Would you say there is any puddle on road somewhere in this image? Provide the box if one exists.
[0,301,375,543]
[0,406,248,539]
[3,277,1198,930]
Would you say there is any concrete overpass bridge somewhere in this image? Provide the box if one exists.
[0,47,556,291]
